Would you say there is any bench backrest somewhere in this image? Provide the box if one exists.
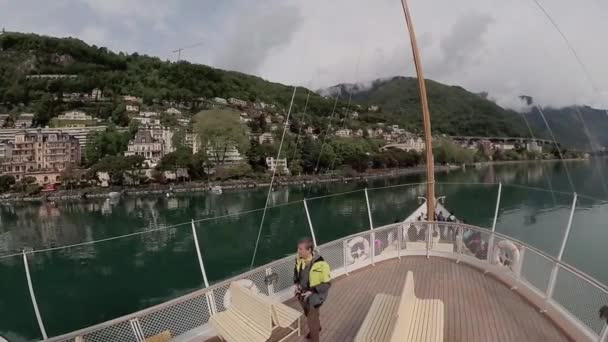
[231,282,273,333]
[391,271,417,341]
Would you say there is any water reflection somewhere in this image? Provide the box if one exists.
[1,159,608,341]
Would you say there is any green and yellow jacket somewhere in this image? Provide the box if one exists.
[293,253,331,308]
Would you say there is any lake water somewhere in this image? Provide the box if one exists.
[1,159,607,341]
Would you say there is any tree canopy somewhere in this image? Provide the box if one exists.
[193,109,249,164]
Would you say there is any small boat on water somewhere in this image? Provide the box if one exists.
[210,186,223,195]
[108,192,121,199]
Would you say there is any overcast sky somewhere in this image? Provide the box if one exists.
[1,0,607,110]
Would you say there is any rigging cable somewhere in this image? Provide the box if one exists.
[307,95,340,198]
[535,105,576,193]
[250,87,298,269]
[518,111,557,204]
[292,90,311,162]
[329,53,362,173]
[573,106,608,195]
[531,0,608,198]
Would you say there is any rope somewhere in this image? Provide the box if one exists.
[519,112,558,205]
[250,87,298,269]
[329,52,362,173]
[291,90,310,163]
[313,96,340,175]
[573,107,608,197]
[535,105,576,193]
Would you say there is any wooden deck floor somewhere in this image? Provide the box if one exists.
[205,256,572,342]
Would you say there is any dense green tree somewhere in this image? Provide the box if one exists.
[193,109,249,164]
[84,126,132,165]
[0,175,16,192]
[89,155,145,185]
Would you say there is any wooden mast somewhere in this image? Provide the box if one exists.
[400,0,435,221]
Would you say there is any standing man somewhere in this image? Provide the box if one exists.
[294,237,331,341]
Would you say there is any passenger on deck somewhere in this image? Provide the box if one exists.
[294,237,331,342]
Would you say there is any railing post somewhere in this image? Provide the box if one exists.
[129,318,145,342]
[23,251,48,340]
[364,188,375,265]
[364,188,374,229]
[303,199,318,248]
[599,323,608,342]
[191,220,210,288]
[491,182,502,232]
[546,193,578,302]
[343,240,349,275]
[191,219,217,314]
[397,224,402,260]
[426,222,432,259]
[487,182,502,264]
[265,267,275,296]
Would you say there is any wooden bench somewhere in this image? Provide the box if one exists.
[210,282,301,342]
[355,271,444,342]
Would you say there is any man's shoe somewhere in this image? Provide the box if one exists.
[305,327,322,339]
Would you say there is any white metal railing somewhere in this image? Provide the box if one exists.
[39,219,608,342]
[5,183,608,342]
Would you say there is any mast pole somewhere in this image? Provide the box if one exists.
[400,0,435,221]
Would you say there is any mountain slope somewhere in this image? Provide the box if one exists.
[0,32,336,117]
[525,106,608,150]
[324,77,527,137]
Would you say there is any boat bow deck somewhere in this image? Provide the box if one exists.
[205,256,571,342]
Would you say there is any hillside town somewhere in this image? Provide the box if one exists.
[0,86,563,196]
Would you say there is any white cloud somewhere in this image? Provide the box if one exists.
[80,0,176,22]
[79,27,107,46]
[2,0,608,110]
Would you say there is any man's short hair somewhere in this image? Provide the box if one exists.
[298,237,315,252]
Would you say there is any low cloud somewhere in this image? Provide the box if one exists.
[213,2,303,75]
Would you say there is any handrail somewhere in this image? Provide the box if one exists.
[2,180,606,261]
[44,220,608,342]
[452,221,608,294]
[7,181,608,342]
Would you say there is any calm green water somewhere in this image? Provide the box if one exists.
[1,159,608,341]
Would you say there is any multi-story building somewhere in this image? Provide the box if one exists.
[228,98,247,107]
[178,118,191,127]
[124,130,163,163]
[266,157,289,174]
[52,111,99,128]
[0,127,108,153]
[0,114,9,127]
[91,88,103,101]
[185,132,199,154]
[148,126,174,154]
[527,141,543,153]
[335,129,352,138]
[165,107,182,116]
[258,133,275,144]
[126,104,140,113]
[0,131,81,182]
[213,97,228,105]
[140,111,160,118]
[15,113,34,128]
[123,95,142,113]
[133,117,161,126]
[207,144,243,165]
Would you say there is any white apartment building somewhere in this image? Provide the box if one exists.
[266,157,289,174]
[335,129,352,137]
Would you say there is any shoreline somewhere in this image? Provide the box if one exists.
[0,158,587,203]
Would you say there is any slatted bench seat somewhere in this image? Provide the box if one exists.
[355,271,444,342]
[354,294,400,342]
[210,282,301,342]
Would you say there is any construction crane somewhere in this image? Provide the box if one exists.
[172,41,205,61]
